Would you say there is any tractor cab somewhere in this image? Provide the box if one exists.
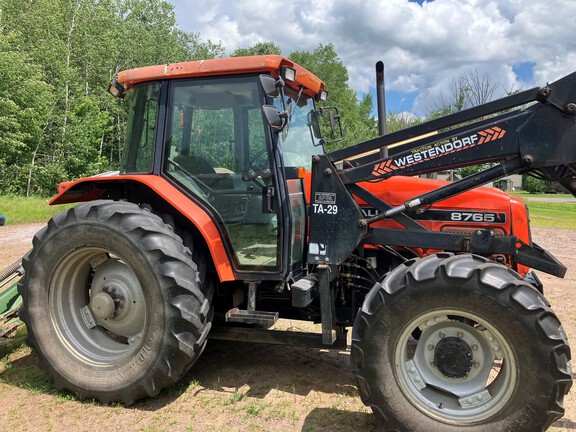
[116,56,334,282]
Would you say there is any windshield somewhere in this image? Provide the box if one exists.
[274,90,323,169]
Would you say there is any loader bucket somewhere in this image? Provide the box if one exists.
[0,260,24,338]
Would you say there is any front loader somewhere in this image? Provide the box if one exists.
[8,55,576,430]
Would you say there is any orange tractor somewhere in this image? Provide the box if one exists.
[9,55,576,430]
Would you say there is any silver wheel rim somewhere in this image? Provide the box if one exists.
[49,248,147,363]
[395,309,516,424]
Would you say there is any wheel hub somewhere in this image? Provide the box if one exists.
[89,258,146,338]
[434,336,473,378]
[90,291,116,320]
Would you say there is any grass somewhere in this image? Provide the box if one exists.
[523,201,576,229]
[509,192,576,230]
[0,195,73,225]
[510,191,574,200]
[1,192,575,230]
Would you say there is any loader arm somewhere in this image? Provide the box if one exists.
[307,71,576,276]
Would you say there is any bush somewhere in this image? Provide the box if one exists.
[523,175,548,194]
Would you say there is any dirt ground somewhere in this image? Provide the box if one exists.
[0,223,575,431]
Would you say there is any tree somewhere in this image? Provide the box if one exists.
[0,32,52,195]
[0,0,223,196]
[289,44,378,149]
[233,42,281,57]
[426,69,501,180]
[523,175,548,194]
[429,69,498,118]
[385,111,422,133]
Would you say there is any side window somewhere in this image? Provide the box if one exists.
[122,83,159,174]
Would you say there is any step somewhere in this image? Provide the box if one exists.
[225,308,279,328]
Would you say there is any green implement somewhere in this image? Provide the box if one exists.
[0,260,24,337]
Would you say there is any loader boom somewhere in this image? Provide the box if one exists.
[307,71,576,276]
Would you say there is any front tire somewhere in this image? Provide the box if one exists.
[18,200,212,404]
[351,253,572,431]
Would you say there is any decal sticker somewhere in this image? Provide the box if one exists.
[309,243,327,255]
[361,208,507,224]
[372,127,507,177]
[314,192,336,204]
[312,203,338,215]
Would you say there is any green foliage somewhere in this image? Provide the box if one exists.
[0,195,74,224]
[289,44,378,150]
[0,9,377,199]
[0,0,222,196]
[0,32,53,195]
[385,112,422,133]
[233,42,281,57]
[458,164,491,178]
[523,175,548,194]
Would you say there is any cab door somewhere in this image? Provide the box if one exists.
[163,76,283,275]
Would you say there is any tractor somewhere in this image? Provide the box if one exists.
[7,55,576,430]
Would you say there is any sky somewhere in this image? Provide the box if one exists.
[166,0,576,116]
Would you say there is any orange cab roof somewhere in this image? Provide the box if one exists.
[117,55,325,96]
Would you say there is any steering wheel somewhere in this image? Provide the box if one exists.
[247,148,269,171]
[240,149,272,185]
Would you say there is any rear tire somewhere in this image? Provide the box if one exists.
[351,253,572,431]
[18,200,212,404]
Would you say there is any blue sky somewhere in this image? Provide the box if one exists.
[166,0,576,116]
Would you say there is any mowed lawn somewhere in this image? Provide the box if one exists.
[510,192,576,230]
[0,195,74,225]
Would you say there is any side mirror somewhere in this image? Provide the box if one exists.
[262,105,285,130]
[259,75,281,98]
[307,107,344,145]
[307,110,322,139]
[329,110,337,133]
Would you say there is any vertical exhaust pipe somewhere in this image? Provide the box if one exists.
[376,61,387,157]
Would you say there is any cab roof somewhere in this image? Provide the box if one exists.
[117,55,325,97]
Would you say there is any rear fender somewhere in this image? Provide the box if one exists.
[50,174,234,282]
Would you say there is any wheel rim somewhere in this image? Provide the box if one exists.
[49,247,147,363]
[395,309,516,424]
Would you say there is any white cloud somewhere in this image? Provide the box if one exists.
[168,0,576,115]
